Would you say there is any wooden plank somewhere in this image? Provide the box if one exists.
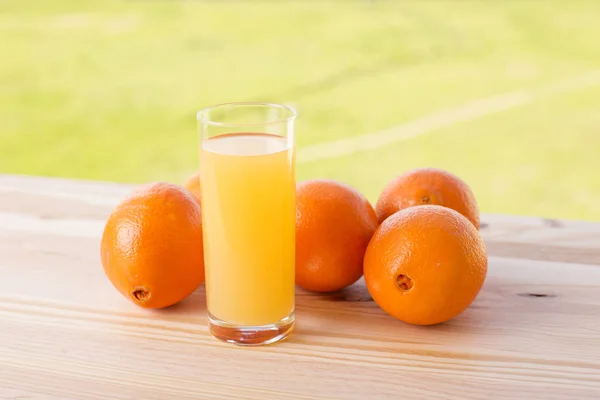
[2,174,600,266]
[1,174,600,399]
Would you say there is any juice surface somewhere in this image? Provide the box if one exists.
[200,133,295,326]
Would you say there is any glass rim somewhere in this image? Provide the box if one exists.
[196,102,297,128]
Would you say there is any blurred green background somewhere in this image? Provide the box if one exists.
[1,0,599,220]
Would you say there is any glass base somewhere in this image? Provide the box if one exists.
[208,310,295,346]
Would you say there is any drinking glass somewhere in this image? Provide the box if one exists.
[197,102,296,345]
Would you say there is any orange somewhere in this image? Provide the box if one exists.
[375,167,479,228]
[364,205,487,325]
[296,179,379,293]
[101,182,205,308]
[183,171,202,203]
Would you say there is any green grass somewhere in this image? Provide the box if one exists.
[1,0,600,220]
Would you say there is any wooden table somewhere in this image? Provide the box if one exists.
[1,174,599,400]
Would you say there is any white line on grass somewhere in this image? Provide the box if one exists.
[3,70,600,216]
[297,69,600,164]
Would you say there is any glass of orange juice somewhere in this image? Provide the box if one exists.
[197,102,296,345]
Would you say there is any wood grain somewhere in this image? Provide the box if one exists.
[1,174,600,400]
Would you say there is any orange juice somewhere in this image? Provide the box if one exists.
[200,133,295,326]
